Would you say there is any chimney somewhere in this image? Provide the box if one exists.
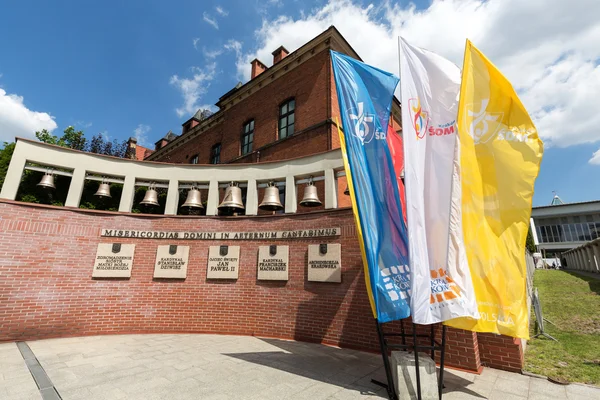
[155,139,168,151]
[272,46,289,64]
[250,59,267,79]
[127,137,137,158]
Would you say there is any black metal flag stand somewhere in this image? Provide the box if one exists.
[372,319,447,400]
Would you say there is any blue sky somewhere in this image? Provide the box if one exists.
[1,0,599,207]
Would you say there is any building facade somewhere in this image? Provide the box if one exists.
[145,26,401,166]
[145,26,401,212]
[531,198,600,255]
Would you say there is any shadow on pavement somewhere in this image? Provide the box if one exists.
[223,337,386,397]
[441,370,488,399]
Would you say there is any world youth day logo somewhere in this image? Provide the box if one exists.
[408,98,429,140]
[348,102,379,145]
[466,99,535,144]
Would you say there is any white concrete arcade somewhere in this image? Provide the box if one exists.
[1,334,598,400]
[0,138,346,215]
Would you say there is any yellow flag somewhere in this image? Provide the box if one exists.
[445,40,544,339]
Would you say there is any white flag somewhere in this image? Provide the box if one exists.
[400,37,479,324]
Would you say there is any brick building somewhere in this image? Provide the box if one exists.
[145,26,402,211]
[146,26,401,166]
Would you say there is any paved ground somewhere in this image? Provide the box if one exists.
[0,334,598,400]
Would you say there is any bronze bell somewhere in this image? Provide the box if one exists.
[300,179,322,207]
[218,182,244,213]
[344,185,350,196]
[94,180,112,198]
[182,186,203,209]
[259,182,283,211]
[37,173,56,189]
[140,184,160,207]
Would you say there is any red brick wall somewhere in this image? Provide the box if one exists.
[0,201,521,372]
[478,333,524,372]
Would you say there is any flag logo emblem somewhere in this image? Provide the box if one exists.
[466,99,503,144]
[408,98,429,140]
[348,102,376,144]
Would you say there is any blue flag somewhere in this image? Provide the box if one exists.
[331,50,410,323]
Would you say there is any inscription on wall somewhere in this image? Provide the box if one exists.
[206,246,240,280]
[257,246,289,281]
[153,245,189,279]
[92,244,135,278]
[307,244,342,283]
[101,228,340,240]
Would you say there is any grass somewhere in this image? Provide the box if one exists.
[524,270,600,385]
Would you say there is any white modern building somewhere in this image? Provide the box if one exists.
[530,194,600,257]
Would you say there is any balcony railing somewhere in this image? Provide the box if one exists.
[0,138,346,216]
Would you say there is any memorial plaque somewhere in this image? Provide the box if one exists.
[207,246,240,279]
[92,243,135,278]
[308,244,341,283]
[153,245,189,279]
[257,245,289,281]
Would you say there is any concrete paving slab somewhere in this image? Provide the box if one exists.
[0,342,41,400]
[2,334,599,399]
[529,377,567,397]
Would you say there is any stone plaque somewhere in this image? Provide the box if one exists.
[92,243,135,278]
[153,245,189,279]
[257,245,289,281]
[308,244,341,283]
[207,246,240,279]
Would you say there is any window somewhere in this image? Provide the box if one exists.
[540,226,548,243]
[210,143,221,164]
[563,224,573,242]
[575,223,584,240]
[241,120,254,155]
[190,154,199,164]
[279,99,295,139]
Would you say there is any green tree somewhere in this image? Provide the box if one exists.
[34,129,60,145]
[526,228,536,253]
[35,126,86,150]
[0,142,16,192]
[60,126,87,150]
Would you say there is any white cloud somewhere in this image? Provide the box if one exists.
[215,6,228,17]
[238,0,600,148]
[203,39,242,62]
[203,12,219,30]
[590,148,600,165]
[0,88,57,143]
[203,48,223,59]
[224,39,242,58]
[193,38,200,50]
[133,124,151,147]
[169,63,217,118]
